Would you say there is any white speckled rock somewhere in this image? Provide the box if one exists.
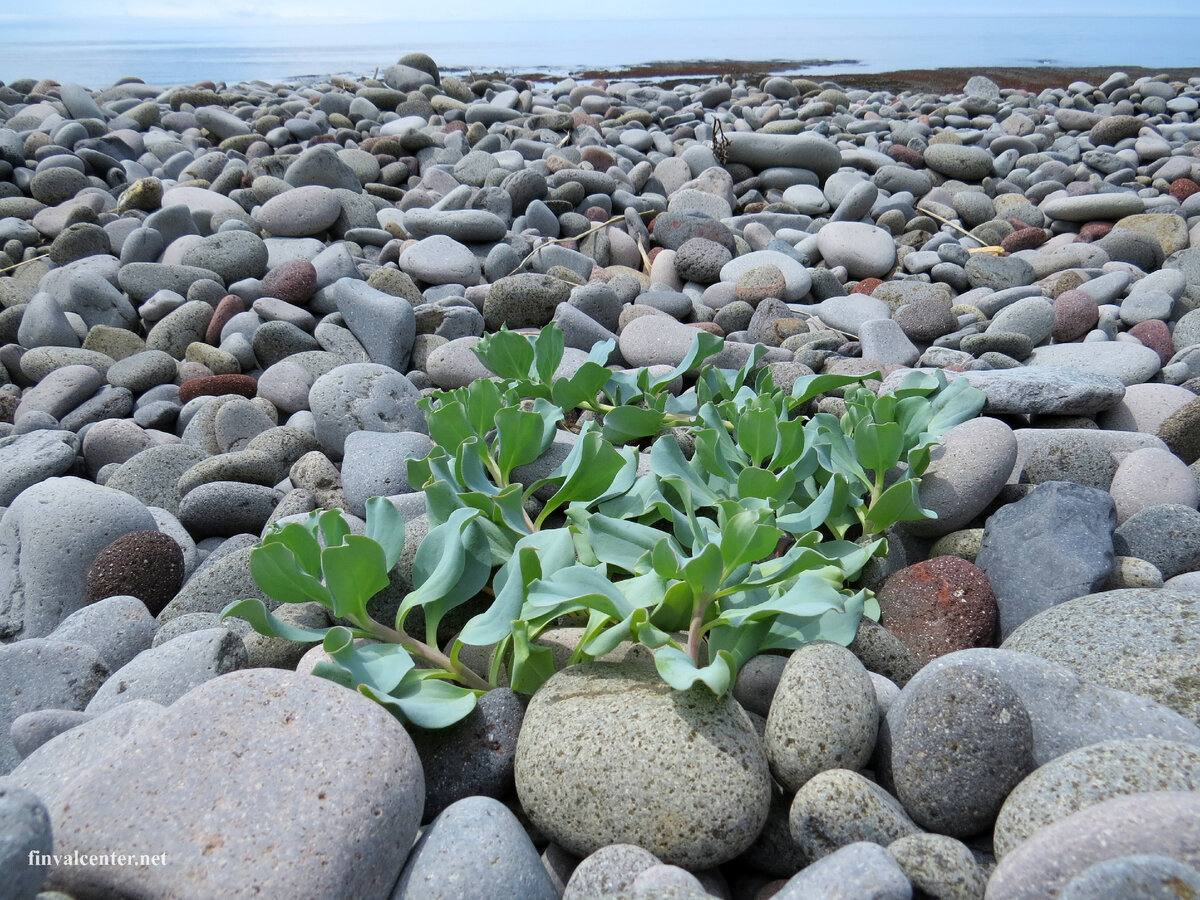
[815,222,897,279]
[514,661,770,869]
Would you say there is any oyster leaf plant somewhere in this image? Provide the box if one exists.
[225,324,985,727]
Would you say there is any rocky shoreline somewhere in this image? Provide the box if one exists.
[0,54,1199,899]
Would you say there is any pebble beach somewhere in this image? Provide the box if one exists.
[1,52,1200,900]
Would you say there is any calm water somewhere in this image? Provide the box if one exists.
[1,15,1197,88]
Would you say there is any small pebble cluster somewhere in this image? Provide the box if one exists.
[1,53,1199,900]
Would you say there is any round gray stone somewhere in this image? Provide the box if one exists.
[308,363,426,459]
[391,795,557,900]
[788,769,921,864]
[514,660,771,869]
[764,642,878,793]
[889,664,1036,836]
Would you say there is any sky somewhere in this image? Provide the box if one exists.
[4,0,1198,18]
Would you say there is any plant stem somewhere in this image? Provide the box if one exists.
[365,620,492,692]
[685,597,711,664]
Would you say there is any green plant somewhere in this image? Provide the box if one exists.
[224,324,985,727]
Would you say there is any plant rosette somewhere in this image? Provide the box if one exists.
[224,325,985,729]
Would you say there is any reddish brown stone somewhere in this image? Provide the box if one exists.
[584,206,609,223]
[1169,178,1199,203]
[178,373,258,404]
[1051,289,1100,342]
[309,133,337,145]
[580,146,616,170]
[887,144,924,168]
[1001,226,1049,253]
[877,556,998,666]
[1129,319,1175,365]
[85,530,184,616]
[646,246,664,264]
[1077,221,1114,242]
[261,258,318,305]
[689,322,724,336]
[851,278,884,295]
[204,294,246,345]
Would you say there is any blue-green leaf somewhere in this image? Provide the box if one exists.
[262,521,323,577]
[532,325,566,385]
[321,535,390,623]
[221,598,332,643]
[736,405,779,468]
[365,495,407,571]
[550,361,611,411]
[474,326,534,380]
[249,541,332,608]
[359,674,478,729]
[791,371,880,406]
[508,620,558,693]
[854,421,905,476]
[601,406,667,444]
[653,645,735,696]
[864,479,935,534]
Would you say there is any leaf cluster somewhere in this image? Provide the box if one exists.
[225,324,985,727]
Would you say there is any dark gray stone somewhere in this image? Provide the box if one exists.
[330,277,416,372]
[409,687,524,824]
[889,665,1035,836]
[975,481,1115,639]
[1113,504,1200,580]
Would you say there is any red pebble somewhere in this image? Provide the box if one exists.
[877,556,999,666]
[1128,319,1175,366]
[584,207,609,223]
[178,374,258,405]
[887,144,923,168]
[852,278,884,295]
[204,294,246,346]
[646,246,664,264]
[261,259,318,305]
[1169,178,1199,202]
[1001,227,1049,253]
[1077,221,1114,242]
[689,322,724,336]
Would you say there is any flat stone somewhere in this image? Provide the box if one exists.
[993,738,1200,858]
[1007,585,1200,724]
[723,132,841,180]
[1026,341,1162,385]
[1059,855,1200,900]
[986,792,1200,900]
[1040,193,1146,221]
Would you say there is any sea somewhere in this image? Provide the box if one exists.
[0,15,1197,88]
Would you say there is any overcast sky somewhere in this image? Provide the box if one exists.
[5,0,1198,18]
